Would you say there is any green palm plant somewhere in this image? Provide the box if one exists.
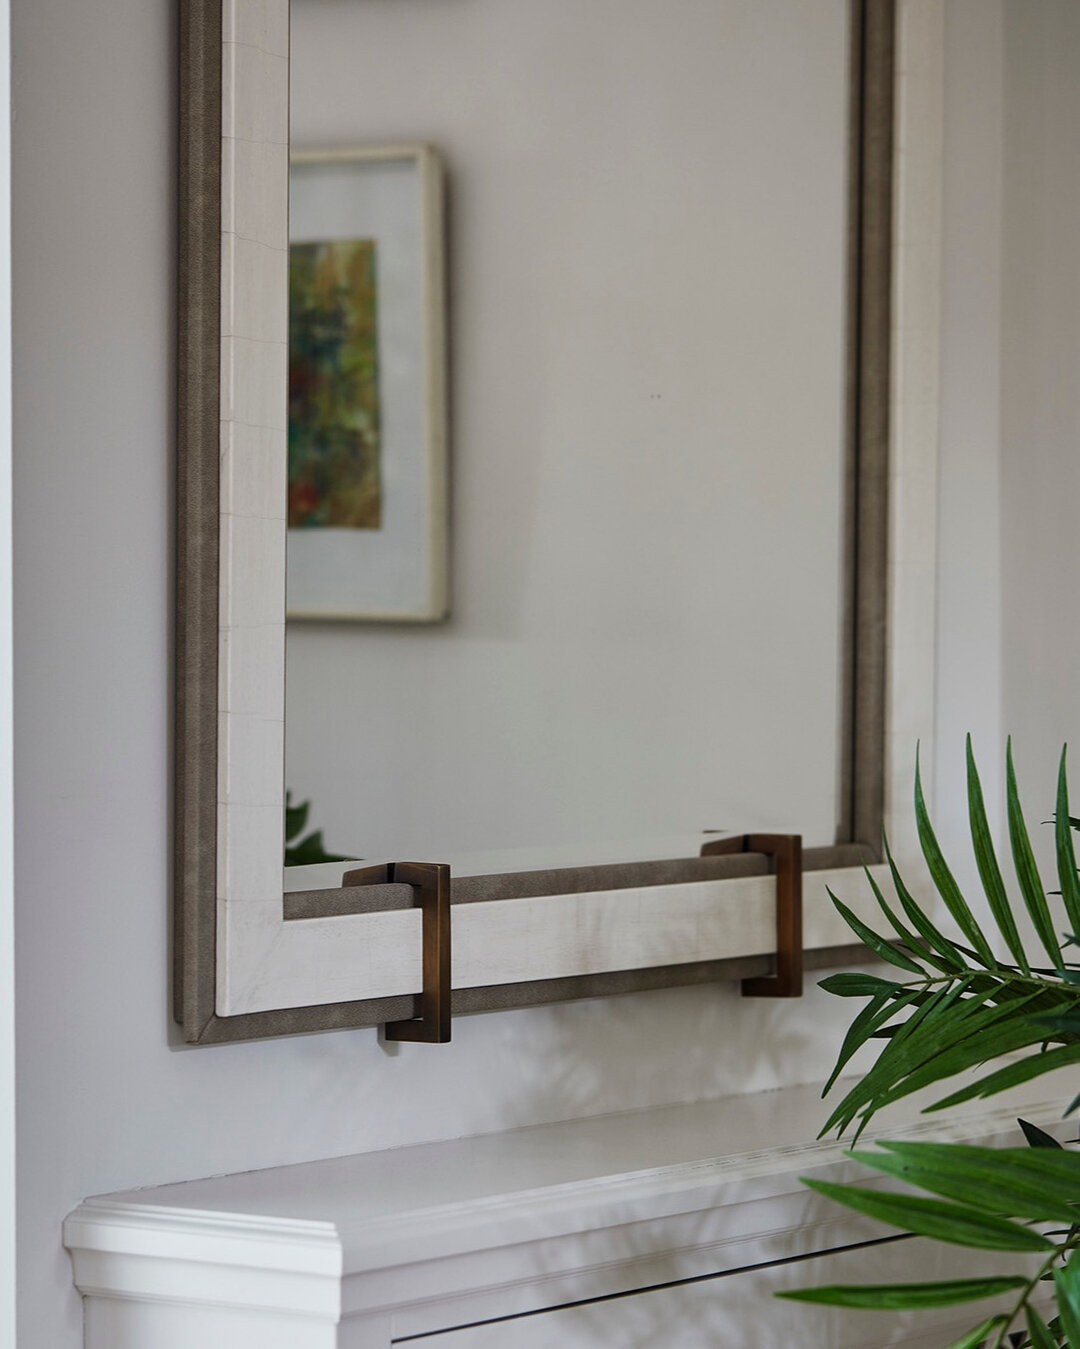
[284,790,353,866]
[781,738,1080,1348]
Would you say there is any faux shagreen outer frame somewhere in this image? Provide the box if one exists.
[176,0,898,1044]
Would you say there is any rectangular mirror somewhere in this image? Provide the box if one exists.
[176,0,941,1043]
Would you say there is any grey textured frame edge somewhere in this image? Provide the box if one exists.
[175,0,893,1044]
[175,0,222,1035]
[839,0,894,849]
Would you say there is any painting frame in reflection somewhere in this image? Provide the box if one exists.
[286,145,449,622]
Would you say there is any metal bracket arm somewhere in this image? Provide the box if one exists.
[700,833,803,997]
[341,861,452,1042]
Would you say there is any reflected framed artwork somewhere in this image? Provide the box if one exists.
[287,146,448,622]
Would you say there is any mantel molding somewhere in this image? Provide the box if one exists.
[65,1083,1065,1346]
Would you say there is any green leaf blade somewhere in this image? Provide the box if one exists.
[930,1040,1080,1112]
[1026,1305,1058,1349]
[1019,1118,1064,1149]
[827,890,927,974]
[884,831,970,972]
[864,864,957,975]
[916,748,997,967]
[1008,739,1062,966]
[818,972,905,998]
[1056,746,1080,944]
[777,1277,1027,1310]
[827,985,1048,1130]
[802,1178,1056,1252]
[284,791,310,843]
[941,1316,1010,1349]
[1055,1262,1080,1349]
[852,1141,1080,1223]
[968,734,1030,971]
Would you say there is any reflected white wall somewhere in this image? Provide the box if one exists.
[285,0,848,864]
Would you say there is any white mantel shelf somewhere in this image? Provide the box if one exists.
[65,1081,1067,1349]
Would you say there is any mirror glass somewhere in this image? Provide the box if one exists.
[284,0,850,878]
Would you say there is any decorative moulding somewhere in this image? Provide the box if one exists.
[66,1083,1062,1347]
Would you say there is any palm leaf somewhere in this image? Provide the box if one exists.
[778,1278,1027,1310]
[929,1041,1080,1112]
[1056,747,1080,943]
[803,741,1080,1341]
[849,1142,1080,1223]
[915,748,997,967]
[1054,1259,1080,1348]
[817,971,906,998]
[1026,1305,1059,1349]
[822,988,921,1096]
[822,983,1041,1136]
[968,734,1030,971]
[821,983,967,1136]
[1008,739,1062,966]
[942,1317,1010,1349]
[801,1179,1056,1252]
[863,864,959,975]
[884,831,969,972]
[827,890,927,974]
[1019,1118,1064,1149]
[869,997,1076,1114]
[284,791,309,843]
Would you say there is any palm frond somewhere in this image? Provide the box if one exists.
[792,742,1080,1347]
[916,745,997,967]
[1056,748,1080,941]
[1007,738,1063,966]
[969,735,1030,971]
[819,742,1080,1135]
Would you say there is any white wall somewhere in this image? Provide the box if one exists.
[934,0,1080,888]
[934,0,1004,859]
[0,0,14,1336]
[10,11,871,1347]
[998,0,1080,854]
[13,2,1080,1347]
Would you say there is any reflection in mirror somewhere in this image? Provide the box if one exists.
[285,0,852,879]
[287,145,448,624]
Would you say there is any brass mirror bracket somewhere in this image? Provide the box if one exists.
[700,834,803,998]
[342,862,452,1042]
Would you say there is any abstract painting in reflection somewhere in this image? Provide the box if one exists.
[288,238,381,529]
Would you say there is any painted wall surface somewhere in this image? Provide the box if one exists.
[998,0,1080,859]
[934,0,1004,862]
[0,0,14,1335]
[933,0,1079,920]
[11,3,1077,1349]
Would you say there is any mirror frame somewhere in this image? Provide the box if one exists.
[176,0,941,1044]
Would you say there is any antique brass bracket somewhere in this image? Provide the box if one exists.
[342,861,452,1042]
[699,833,803,997]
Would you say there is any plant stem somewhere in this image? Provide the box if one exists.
[989,1226,1080,1349]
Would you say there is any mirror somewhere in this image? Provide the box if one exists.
[285,0,862,876]
[176,0,937,1044]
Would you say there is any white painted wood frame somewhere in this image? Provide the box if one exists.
[203,0,943,1025]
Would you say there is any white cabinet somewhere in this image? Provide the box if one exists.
[416,1240,1030,1349]
[65,1082,1062,1349]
